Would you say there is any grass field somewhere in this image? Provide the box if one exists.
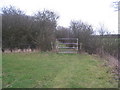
[2,52,118,88]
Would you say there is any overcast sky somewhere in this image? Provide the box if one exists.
[0,0,119,34]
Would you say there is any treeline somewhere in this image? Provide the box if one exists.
[2,6,58,51]
[56,22,119,58]
[2,6,119,57]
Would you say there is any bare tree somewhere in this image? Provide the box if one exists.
[70,20,93,52]
[98,24,107,36]
[113,1,120,11]
[2,6,59,52]
[33,10,59,51]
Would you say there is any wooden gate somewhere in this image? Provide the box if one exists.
[56,38,78,53]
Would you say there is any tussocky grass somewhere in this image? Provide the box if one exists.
[2,52,118,88]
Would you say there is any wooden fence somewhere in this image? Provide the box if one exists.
[56,38,78,53]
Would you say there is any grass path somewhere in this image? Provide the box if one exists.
[2,52,118,88]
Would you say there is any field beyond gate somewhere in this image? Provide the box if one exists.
[3,52,118,88]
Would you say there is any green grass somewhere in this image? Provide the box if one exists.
[2,52,118,88]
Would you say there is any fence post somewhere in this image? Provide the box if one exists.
[77,38,79,52]
[80,43,82,50]
[56,39,58,52]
